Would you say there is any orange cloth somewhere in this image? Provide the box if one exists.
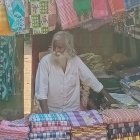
[0,3,13,35]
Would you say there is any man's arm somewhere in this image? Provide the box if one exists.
[39,99,49,113]
[77,57,116,105]
[35,58,49,113]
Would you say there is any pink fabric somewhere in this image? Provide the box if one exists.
[92,0,110,19]
[102,108,140,124]
[108,0,125,15]
[55,0,79,29]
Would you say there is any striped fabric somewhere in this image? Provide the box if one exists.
[72,136,107,140]
[1,118,29,127]
[31,121,70,128]
[102,109,140,124]
[124,0,140,10]
[32,126,71,132]
[4,0,25,32]
[113,135,140,140]
[108,0,125,15]
[125,25,140,40]
[108,125,140,135]
[109,121,140,129]
[110,132,140,139]
[29,113,70,122]
[55,0,79,29]
[66,110,103,127]
[29,131,70,139]
[30,137,70,140]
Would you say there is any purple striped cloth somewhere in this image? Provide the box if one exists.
[66,110,103,127]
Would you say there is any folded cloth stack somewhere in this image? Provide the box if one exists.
[102,108,140,140]
[29,113,71,140]
[0,117,30,140]
[66,110,107,140]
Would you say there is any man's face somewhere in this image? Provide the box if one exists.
[53,40,66,55]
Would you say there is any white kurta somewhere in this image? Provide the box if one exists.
[35,54,103,112]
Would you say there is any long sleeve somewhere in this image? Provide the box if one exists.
[77,56,103,93]
[35,59,49,100]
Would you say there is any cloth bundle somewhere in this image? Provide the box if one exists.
[0,117,30,140]
[102,108,140,139]
[66,110,107,140]
[29,113,71,140]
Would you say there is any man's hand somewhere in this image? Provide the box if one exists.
[39,99,49,113]
[99,89,117,106]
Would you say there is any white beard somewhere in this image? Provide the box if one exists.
[51,51,70,71]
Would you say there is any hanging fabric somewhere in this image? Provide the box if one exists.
[55,0,79,30]
[0,36,16,101]
[4,0,25,33]
[0,0,13,35]
[124,0,140,10]
[92,0,110,19]
[108,0,125,15]
[29,0,56,35]
[135,7,140,25]
[73,0,92,23]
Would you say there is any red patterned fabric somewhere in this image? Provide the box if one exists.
[102,109,140,124]
[55,0,79,29]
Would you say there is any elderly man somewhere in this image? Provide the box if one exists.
[35,31,115,113]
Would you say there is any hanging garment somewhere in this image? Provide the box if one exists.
[0,0,13,35]
[0,36,16,101]
[73,0,92,23]
[4,0,25,33]
[124,0,140,10]
[92,0,110,19]
[55,0,79,29]
[108,0,125,15]
[135,7,140,25]
[24,0,30,33]
[29,0,56,35]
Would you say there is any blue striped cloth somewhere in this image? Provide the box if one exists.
[29,131,70,139]
[124,0,140,10]
[29,113,70,122]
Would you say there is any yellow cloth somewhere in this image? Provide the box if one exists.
[0,3,13,35]
[114,135,140,140]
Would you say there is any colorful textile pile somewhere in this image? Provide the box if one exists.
[102,108,140,139]
[0,117,30,140]
[29,113,71,140]
[66,110,107,140]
